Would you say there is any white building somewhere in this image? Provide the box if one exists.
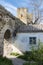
[14,24,43,52]
[0,5,43,56]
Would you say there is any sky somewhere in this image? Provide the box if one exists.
[0,0,43,16]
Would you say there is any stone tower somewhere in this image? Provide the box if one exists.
[17,8,28,24]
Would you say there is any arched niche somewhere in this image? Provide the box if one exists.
[4,29,11,40]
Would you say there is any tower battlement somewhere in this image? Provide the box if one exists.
[17,8,33,24]
[17,8,28,24]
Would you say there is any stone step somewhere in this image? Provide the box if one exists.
[4,46,12,49]
[4,47,12,55]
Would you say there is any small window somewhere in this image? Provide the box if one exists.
[21,14,23,17]
[29,37,36,44]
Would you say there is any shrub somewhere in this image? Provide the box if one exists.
[0,56,13,65]
[23,62,38,65]
[23,40,43,65]
[18,51,33,61]
[30,40,43,61]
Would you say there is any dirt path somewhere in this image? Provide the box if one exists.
[7,55,26,65]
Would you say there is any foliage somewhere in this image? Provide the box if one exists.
[23,62,38,65]
[18,51,33,61]
[23,61,43,65]
[31,40,43,61]
[0,56,13,65]
[10,40,43,65]
[10,52,20,56]
[18,40,43,61]
[23,40,43,65]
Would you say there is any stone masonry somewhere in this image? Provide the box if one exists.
[0,5,33,56]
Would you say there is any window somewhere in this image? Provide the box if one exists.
[29,37,36,44]
[21,14,23,18]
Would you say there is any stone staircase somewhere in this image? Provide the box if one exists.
[4,39,13,56]
[0,23,8,55]
[0,23,12,56]
[0,24,11,56]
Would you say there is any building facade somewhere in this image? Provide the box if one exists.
[0,5,43,56]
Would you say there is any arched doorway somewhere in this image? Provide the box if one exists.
[4,29,11,56]
[4,29,11,40]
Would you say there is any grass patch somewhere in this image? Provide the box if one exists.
[17,51,32,61]
[23,62,38,65]
[10,52,20,56]
[0,56,13,65]
[23,61,43,65]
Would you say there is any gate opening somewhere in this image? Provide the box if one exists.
[4,29,11,40]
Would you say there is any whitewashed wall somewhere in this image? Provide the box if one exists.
[12,32,43,52]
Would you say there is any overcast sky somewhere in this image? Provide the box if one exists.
[0,0,43,16]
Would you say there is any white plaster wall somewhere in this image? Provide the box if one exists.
[12,32,43,52]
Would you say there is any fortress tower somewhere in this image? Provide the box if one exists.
[17,8,28,24]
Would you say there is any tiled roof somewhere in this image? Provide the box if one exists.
[18,24,43,32]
